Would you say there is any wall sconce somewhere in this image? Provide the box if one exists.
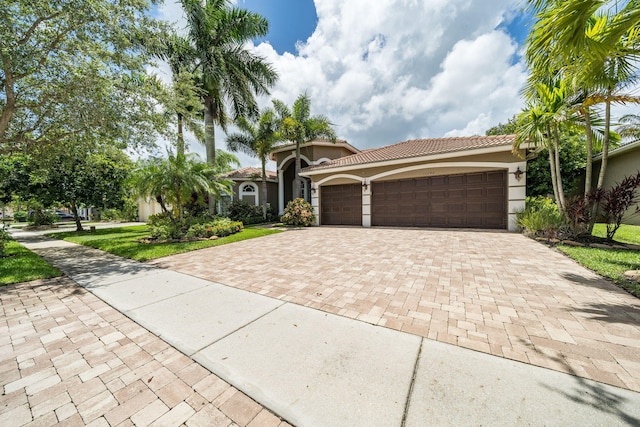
[311,184,317,194]
[362,180,368,190]
[513,167,524,181]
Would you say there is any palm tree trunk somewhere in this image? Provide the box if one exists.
[177,112,185,156]
[590,95,612,232]
[294,141,302,199]
[553,124,565,214]
[548,145,560,210]
[261,159,268,221]
[204,96,216,214]
[583,108,593,196]
[596,97,611,190]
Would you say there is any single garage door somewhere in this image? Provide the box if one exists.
[321,183,362,225]
[371,171,506,229]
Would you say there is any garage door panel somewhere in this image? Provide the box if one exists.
[372,171,506,229]
[321,184,362,225]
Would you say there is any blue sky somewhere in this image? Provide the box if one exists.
[241,0,533,56]
[237,0,318,54]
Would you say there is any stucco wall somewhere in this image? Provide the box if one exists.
[593,147,640,225]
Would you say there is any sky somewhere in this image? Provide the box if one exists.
[157,0,534,168]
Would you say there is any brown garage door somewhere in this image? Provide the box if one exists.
[371,171,506,229]
[321,183,362,225]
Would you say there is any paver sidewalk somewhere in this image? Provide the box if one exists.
[0,278,289,427]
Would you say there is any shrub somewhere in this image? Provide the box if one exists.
[185,218,243,239]
[14,211,28,222]
[281,198,315,227]
[227,200,263,224]
[516,196,566,238]
[101,208,123,221]
[29,210,58,226]
[593,171,640,241]
[0,224,11,257]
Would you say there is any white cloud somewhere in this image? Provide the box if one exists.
[158,0,529,165]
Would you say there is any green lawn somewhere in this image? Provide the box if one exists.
[591,223,640,245]
[50,225,282,261]
[558,224,640,298]
[0,241,62,285]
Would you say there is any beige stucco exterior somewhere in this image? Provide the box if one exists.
[593,142,640,225]
[302,146,527,231]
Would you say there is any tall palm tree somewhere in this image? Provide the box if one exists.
[143,31,203,156]
[272,93,337,199]
[180,0,278,213]
[180,0,278,166]
[226,108,281,220]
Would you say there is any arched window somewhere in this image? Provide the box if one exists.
[240,182,259,206]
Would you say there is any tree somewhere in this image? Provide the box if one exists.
[180,0,278,212]
[618,113,640,140]
[131,150,238,220]
[0,145,135,231]
[525,0,640,198]
[515,77,577,214]
[144,31,204,156]
[227,108,281,220]
[1,0,169,155]
[273,93,337,198]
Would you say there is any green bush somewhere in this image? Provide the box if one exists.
[101,208,123,221]
[227,200,277,224]
[281,198,315,227]
[148,213,243,241]
[14,211,28,222]
[0,225,11,257]
[516,196,566,238]
[29,210,58,226]
[185,218,243,239]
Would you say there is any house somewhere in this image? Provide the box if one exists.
[593,140,640,225]
[137,135,527,230]
[219,166,278,212]
[269,139,361,213]
[299,135,526,231]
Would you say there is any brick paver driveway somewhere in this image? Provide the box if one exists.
[151,227,640,392]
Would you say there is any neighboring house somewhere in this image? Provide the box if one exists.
[300,135,526,231]
[269,139,360,214]
[593,140,640,226]
[219,166,278,213]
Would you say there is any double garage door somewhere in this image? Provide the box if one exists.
[321,171,507,229]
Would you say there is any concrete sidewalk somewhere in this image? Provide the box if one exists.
[10,228,640,426]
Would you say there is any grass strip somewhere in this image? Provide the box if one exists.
[0,241,62,285]
[50,225,282,261]
[558,245,640,298]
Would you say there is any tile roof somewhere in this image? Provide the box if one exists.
[303,134,516,171]
[221,167,277,180]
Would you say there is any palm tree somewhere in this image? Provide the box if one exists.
[226,108,281,220]
[618,114,640,140]
[525,0,640,198]
[180,0,278,213]
[131,151,235,220]
[143,31,203,156]
[516,77,579,215]
[273,93,337,199]
[180,0,278,165]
